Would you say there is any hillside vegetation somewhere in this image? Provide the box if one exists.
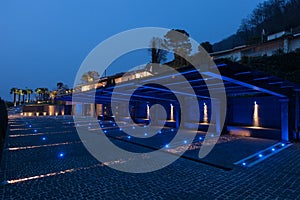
[213,0,300,51]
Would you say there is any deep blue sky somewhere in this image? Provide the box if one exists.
[0,0,264,101]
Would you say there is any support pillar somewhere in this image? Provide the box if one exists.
[174,103,180,128]
[90,103,95,117]
[75,103,83,116]
[295,90,300,134]
[213,99,221,135]
[280,98,289,141]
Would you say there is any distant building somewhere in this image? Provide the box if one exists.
[211,31,300,61]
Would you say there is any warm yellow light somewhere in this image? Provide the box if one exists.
[61,111,64,116]
[20,113,23,116]
[36,112,39,116]
[146,104,150,119]
[253,103,259,127]
[203,103,208,123]
[49,112,52,116]
[170,104,174,121]
[55,112,58,116]
[28,112,32,116]
[43,112,47,116]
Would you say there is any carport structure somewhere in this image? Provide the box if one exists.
[68,59,300,141]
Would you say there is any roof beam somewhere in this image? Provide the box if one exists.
[202,71,287,98]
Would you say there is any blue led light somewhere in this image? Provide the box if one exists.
[58,153,64,158]
[113,124,116,127]
[42,137,46,141]
[143,125,147,128]
[144,133,148,136]
[281,143,285,147]
[271,148,275,152]
[158,130,162,134]
[34,129,37,133]
[165,144,169,148]
[199,137,203,141]
[258,154,263,158]
[104,130,107,134]
[127,136,131,139]
[132,126,135,129]
[29,125,32,128]
[184,140,187,144]
[101,125,104,128]
[89,123,91,126]
[68,122,71,125]
[88,126,91,129]
[242,162,246,166]
[171,129,174,132]
[119,128,122,131]
[210,134,214,138]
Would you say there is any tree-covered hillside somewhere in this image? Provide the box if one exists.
[213,0,300,52]
[240,49,300,84]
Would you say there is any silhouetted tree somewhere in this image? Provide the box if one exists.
[25,88,33,103]
[10,88,18,107]
[17,89,22,105]
[57,82,63,89]
[200,41,213,53]
[81,71,100,83]
[21,89,26,104]
[35,88,49,101]
[163,29,192,66]
[149,37,167,64]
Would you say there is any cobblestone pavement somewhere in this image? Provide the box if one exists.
[1,115,300,199]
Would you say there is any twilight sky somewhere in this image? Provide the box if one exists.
[0,0,264,101]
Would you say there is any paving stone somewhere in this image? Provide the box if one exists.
[1,116,300,199]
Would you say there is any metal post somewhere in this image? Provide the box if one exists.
[280,99,289,141]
